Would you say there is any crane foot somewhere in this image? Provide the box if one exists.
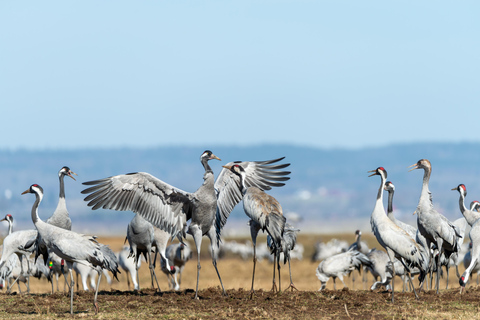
[284,283,298,292]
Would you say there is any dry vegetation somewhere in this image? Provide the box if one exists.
[1,233,480,319]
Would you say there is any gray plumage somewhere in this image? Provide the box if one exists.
[40,166,77,293]
[0,214,38,291]
[452,184,480,227]
[22,184,119,315]
[215,158,291,239]
[0,214,38,293]
[267,222,300,291]
[316,249,371,291]
[460,216,480,291]
[117,246,141,291]
[152,225,173,274]
[409,159,461,294]
[456,187,480,292]
[223,163,287,297]
[126,213,161,291]
[161,243,192,291]
[366,248,393,291]
[463,242,480,286]
[82,150,221,299]
[347,229,370,289]
[348,230,370,254]
[210,157,290,297]
[369,167,427,302]
[82,150,290,299]
[384,181,417,239]
[46,166,76,230]
[311,239,349,262]
[0,255,51,293]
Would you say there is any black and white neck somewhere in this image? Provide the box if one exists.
[409,159,432,200]
[369,167,387,203]
[384,181,395,216]
[58,166,76,200]
[1,214,13,235]
[200,150,221,175]
[453,184,480,226]
[21,184,44,225]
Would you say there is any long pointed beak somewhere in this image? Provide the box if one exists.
[67,171,77,181]
[451,187,457,191]
[211,154,221,161]
[368,169,377,177]
[222,165,232,170]
[21,189,29,195]
[408,163,418,172]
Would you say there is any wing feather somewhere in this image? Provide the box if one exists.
[82,172,191,240]
[214,157,290,240]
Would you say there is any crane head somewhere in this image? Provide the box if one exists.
[367,167,387,178]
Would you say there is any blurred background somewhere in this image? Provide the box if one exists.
[1,1,480,236]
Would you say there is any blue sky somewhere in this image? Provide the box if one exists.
[1,1,479,151]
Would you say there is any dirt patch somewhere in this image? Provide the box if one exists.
[1,235,478,319]
[1,286,480,319]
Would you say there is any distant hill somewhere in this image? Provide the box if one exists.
[1,142,479,236]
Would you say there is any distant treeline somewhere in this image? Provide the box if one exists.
[1,142,479,235]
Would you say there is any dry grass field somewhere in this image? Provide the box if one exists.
[1,232,480,319]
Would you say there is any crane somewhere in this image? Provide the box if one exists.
[409,159,461,294]
[347,229,370,289]
[47,166,77,230]
[221,163,286,298]
[29,166,77,292]
[365,248,393,291]
[369,166,427,302]
[126,213,161,291]
[451,184,480,293]
[384,181,417,239]
[463,242,480,286]
[82,150,290,299]
[117,246,141,291]
[22,184,119,315]
[0,214,37,293]
[160,242,192,291]
[316,249,371,291]
[267,222,299,292]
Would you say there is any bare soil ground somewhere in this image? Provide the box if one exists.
[1,234,479,319]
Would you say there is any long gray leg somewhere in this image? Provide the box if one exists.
[207,228,226,296]
[69,268,74,315]
[190,226,203,300]
[94,270,102,315]
[148,251,161,292]
[271,251,277,292]
[249,222,260,299]
[284,256,298,292]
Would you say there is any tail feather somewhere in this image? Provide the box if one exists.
[265,214,286,247]
[99,244,121,280]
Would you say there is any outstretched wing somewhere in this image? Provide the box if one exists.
[214,157,290,240]
[82,172,194,240]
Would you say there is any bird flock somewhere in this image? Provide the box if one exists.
[1,155,479,315]
[314,159,476,303]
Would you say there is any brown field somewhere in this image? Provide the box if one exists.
[1,233,480,319]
